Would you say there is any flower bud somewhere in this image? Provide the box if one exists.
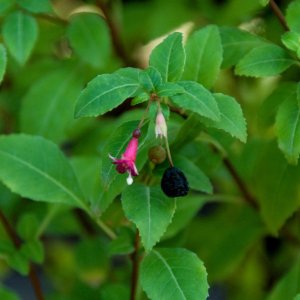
[132,128,141,138]
[161,167,189,197]
[155,111,167,139]
[148,146,167,164]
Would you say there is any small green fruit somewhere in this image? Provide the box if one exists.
[148,146,166,164]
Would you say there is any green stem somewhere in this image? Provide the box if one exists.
[80,196,117,239]
[34,203,117,240]
[164,136,174,167]
[35,204,61,239]
[137,98,152,129]
[94,217,117,240]
[36,13,68,26]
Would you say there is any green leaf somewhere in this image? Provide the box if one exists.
[108,227,134,255]
[139,69,155,92]
[0,0,14,15]
[235,45,294,77]
[100,284,130,300]
[0,286,21,300]
[141,248,209,300]
[173,156,212,194]
[295,295,300,300]
[0,44,7,83]
[131,92,149,105]
[70,156,101,205]
[0,239,14,256]
[149,32,185,82]
[2,11,38,65]
[184,25,223,88]
[171,81,220,121]
[286,0,300,33]
[67,13,111,68]
[145,66,162,89]
[16,213,39,241]
[114,67,141,82]
[156,82,185,97]
[75,239,108,271]
[8,250,30,275]
[16,0,52,13]
[139,67,162,92]
[281,31,300,54]
[203,93,247,142]
[20,240,44,264]
[220,26,267,68]
[258,82,298,129]
[164,195,207,239]
[20,67,82,143]
[253,142,300,233]
[122,184,175,251]
[97,175,126,214]
[172,114,203,149]
[260,0,269,6]
[267,258,300,300]
[188,205,264,281]
[276,93,300,164]
[0,134,87,209]
[74,74,140,118]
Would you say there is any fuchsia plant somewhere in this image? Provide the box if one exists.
[109,101,189,197]
[2,1,300,300]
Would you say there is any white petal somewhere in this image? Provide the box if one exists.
[155,126,160,138]
[133,164,139,175]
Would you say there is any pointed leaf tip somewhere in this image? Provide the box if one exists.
[74,74,141,118]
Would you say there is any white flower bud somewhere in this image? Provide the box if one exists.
[155,111,167,139]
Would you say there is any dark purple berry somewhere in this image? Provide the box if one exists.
[132,128,141,138]
[161,167,189,198]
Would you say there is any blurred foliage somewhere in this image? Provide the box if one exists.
[0,0,299,299]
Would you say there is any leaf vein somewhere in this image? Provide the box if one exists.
[76,82,138,116]
[153,250,187,300]
[240,58,293,69]
[0,149,84,208]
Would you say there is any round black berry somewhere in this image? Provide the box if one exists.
[161,167,189,198]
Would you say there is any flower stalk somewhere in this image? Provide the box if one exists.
[164,136,174,167]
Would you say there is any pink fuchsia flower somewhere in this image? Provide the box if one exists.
[155,110,167,139]
[109,129,140,185]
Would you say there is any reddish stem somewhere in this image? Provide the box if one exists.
[130,230,140,300]
[269,0,289,31]
[222,158,259,210]
[96,0,133,66]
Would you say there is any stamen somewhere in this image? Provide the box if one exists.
[126,173,133,185]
